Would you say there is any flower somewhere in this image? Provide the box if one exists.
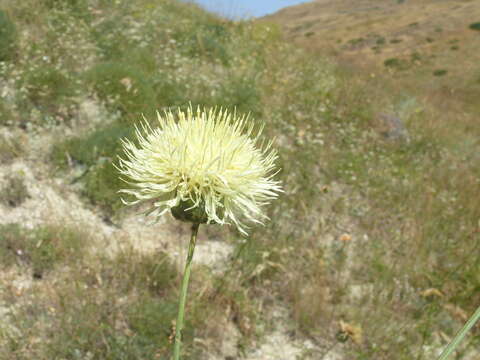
[116,106,282,235]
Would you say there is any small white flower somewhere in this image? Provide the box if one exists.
[116,106,282,235]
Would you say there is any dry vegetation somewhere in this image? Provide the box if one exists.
[0,0,479,359]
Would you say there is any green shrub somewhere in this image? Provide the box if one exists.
[177,23,231,65]
[433,69,448,77]
[153,71,189,108]
[111,250,178,295]
[52,120,137,217]
[195,74,261,118]
[85,62,157,121]
[0,98,14,126]
[52,121,133,168]
[83,161,126,216]
[91,16,133,60]
[469,22,480,31]
[0,223,86,276]
[43,0,90,20]
[0,10,17,62]
[0,134,24,164]
[384,57,409,70]
[19,65,77,122]
[130,298,185,345]
[410,51,422,62]
[0,174,29,207]
[347,37,365,46]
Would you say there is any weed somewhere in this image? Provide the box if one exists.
[390,38,403,44]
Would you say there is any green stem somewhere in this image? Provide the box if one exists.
[173,223,200,360]
[437,304,480,360]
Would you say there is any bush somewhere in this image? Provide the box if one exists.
[0,10,17,62]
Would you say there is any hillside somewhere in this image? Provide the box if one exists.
[264,0,480,71]
[264,0,480,111]
[0,0,479,359]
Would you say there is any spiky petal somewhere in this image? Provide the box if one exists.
[116,106,282,235]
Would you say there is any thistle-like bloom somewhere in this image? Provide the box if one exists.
[116,106,282,235]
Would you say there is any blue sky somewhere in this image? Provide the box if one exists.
[186,0,311,19]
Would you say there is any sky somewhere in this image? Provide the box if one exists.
[185,0,312,19]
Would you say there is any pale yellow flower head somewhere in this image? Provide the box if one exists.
[116,106,282,235]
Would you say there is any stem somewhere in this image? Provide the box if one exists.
[437,304,480,360]
[173,223,200,360]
